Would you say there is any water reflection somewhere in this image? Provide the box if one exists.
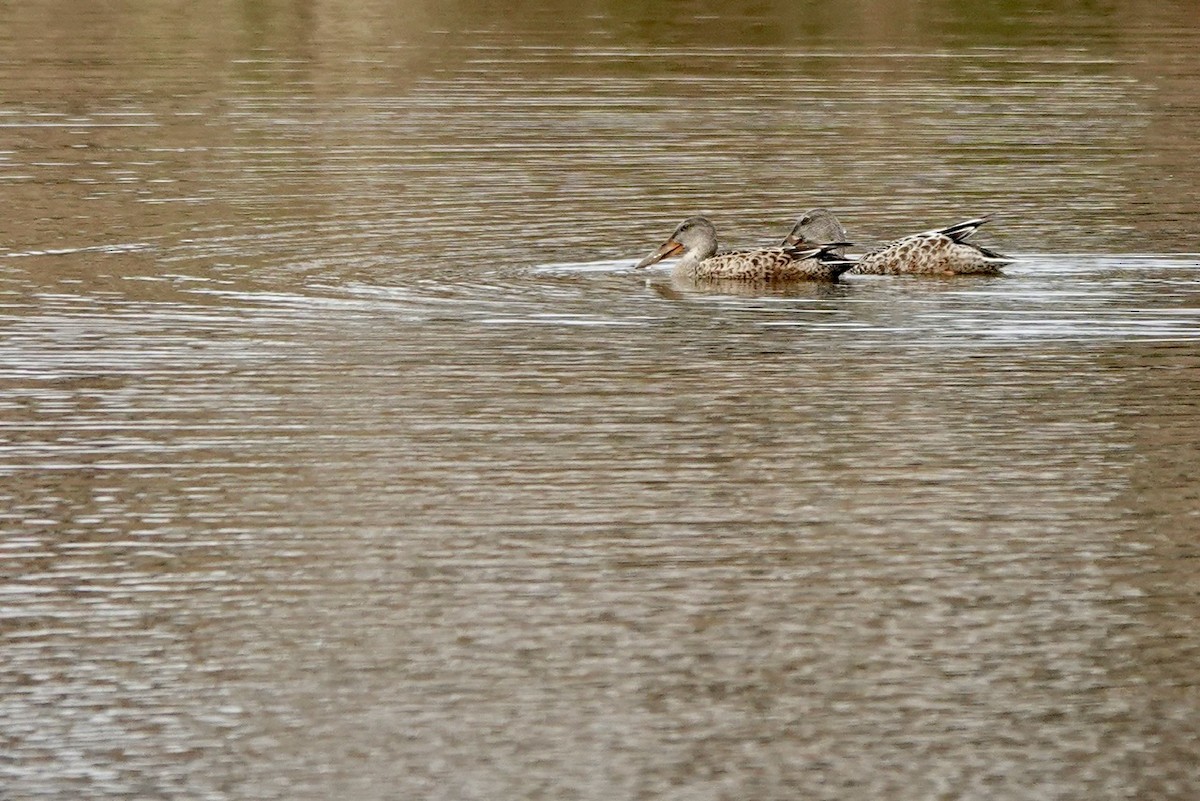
[2,0,1200,799]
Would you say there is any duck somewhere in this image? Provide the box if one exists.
[636,216,855,281]
[784,209,1013,275]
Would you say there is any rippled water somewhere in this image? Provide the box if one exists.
[3,1,1200,799]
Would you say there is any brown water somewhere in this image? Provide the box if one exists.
[2,1,1200,799]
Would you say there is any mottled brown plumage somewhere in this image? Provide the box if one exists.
[785,210,1012,275]
[636,217,855,282]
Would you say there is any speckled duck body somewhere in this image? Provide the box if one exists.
[853,231,1008,275]
[637,217,855,283]
[785,210,1012,276]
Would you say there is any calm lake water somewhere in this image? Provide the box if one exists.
[2,1,1199,799]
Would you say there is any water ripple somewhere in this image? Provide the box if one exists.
[3,4,1200,800]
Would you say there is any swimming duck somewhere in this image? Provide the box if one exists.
[636,216,855,281]
[784,209,1012,275]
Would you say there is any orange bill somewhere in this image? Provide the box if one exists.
[635,239,684,269]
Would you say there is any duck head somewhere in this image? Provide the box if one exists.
[783,208,848,250]
[635,217,718,269]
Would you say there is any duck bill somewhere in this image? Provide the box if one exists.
[783,232,815,248]
[635,239,684,269]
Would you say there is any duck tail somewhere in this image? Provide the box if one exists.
[974,243,1015,266]
[787,242,858,278]
[937,215,993,243]
[786,241,853,259]
[826,253,860,278]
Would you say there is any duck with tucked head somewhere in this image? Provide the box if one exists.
[784,209,1012,275]
[636,216,855,281]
